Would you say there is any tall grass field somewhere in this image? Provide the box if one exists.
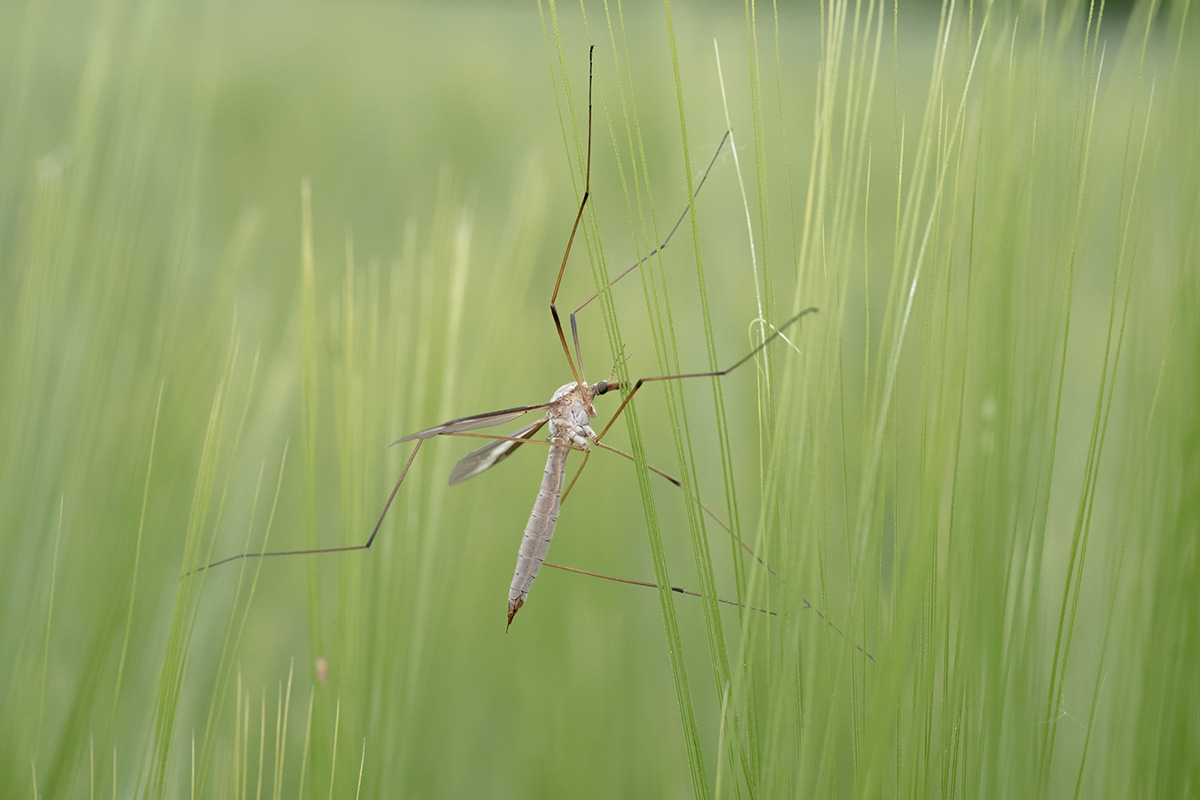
[1,0,1196,796]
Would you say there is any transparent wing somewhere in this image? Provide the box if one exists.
[448,418,548,485]
[394,403,551,444]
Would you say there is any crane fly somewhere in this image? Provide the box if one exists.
[394,296,811,628]
[193,46,851,650]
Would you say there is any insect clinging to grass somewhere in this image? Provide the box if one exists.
[194,46,847,644]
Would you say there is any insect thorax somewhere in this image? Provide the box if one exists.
[548,381,598,447]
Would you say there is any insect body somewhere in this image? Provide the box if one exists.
[399,377,615,626]
[508,380,608,625]
[190,47,844,649]
[385,289,811,625]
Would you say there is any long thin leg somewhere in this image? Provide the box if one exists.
[596,307,819,442]
[558,440,778,586]
[190,430,584,575]
[565,131,731,389]
[587,443,860,641]
[573,305,872,657]
[570,130,731,322]
[548,435,778,619]
[559,439,748,562]
[550,45,594,392]
[550,438,874,660]
[188,439,425,574]
[558,437,779,590]
[559,446,590,503]
[589,440,773,575]
[540,561,776,616]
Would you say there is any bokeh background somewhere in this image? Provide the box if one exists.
[1,0,1196,797]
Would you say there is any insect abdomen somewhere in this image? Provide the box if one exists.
[507,437,569,627]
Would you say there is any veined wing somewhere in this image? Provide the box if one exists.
[448,418,548,486]
[394,402,552,444]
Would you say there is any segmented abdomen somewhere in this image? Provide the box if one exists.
[507,436,569,625]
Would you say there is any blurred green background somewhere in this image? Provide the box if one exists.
[2,0,1196,797]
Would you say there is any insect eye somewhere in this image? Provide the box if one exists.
[594,381,609,395]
